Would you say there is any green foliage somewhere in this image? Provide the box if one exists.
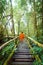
[40,54,43,61]
[33,60,41,65]
[0,61,3,65]
[32,46,43,54]
[0,41,15,65]
[0,24,4,44]
[38,36,43,43]
[0,41,14,55]
[0,0,43,65]
[0,0,7,15]
[33,60,43,65]
[36,1,42,13]
[21,0,26,6]
[3,38,8,43]
[30,39,43,65]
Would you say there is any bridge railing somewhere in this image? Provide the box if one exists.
[26,36,42,63]
[0,36,18,50]
[0,36,19,65]
[26,36,43,48]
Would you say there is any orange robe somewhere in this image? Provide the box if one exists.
[19,33,25,41]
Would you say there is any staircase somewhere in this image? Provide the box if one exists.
[8,40,34,65]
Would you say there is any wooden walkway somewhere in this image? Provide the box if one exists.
[8,40,34,65]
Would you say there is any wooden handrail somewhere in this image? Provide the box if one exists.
[26,36,43,48]
[0,36,18,50]
[27,39,41,63]
[3,45,17,65]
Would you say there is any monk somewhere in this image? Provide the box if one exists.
[19,32,25,41]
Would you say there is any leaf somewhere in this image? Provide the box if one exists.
[33,46,42,53]
[0,61,3,65]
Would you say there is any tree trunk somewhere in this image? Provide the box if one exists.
[10,0,15,36]
[42,0,43,35]
[18,21,20,35]
[33,0,38,39]
[27,21,29,36]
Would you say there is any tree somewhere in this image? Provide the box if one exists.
[10,0,15,36]
[33,0,38,39]
[41,0,43,35]
[0,0,7,16]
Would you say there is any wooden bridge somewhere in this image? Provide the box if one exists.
[0,36,43,65]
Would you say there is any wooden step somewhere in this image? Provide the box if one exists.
[15,50,30,53]
[8,41,34,65]
[15,52,33,55]
[12,58,33,62]
[11,62,33,65]
[15,49,30,52]
[15,51,30,53]
[13,55,33,58]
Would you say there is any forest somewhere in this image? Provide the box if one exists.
[0,0,43,65]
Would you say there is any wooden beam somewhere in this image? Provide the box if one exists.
[0,36,18,50]
[3,45,17,65]
[26,36,43,48]
[27,39,41,63]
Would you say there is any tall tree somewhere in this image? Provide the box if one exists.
[18,14,23,35]
[18,21,20,35]
[26,13,30,36]
[10,0,15,36]
[41,0,43,35]
[33,0,38,38]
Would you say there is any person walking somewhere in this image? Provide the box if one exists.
[19,32,25,42]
